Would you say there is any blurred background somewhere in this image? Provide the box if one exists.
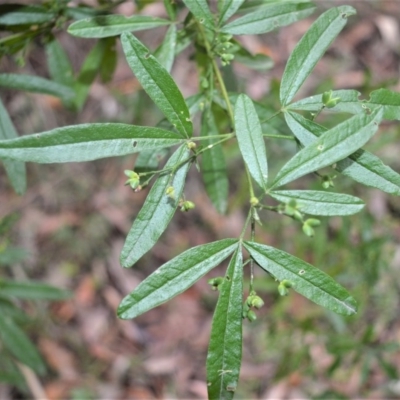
[0,0,400,398]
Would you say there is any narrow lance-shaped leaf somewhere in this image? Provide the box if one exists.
[120,145,191,268]
[235,94,268,191]
[154,24,177,73]
[280,6,356,106]
[0,124,184,163]
[134,147,169,174]
[68,15,171,38]
[118,239,239,319]
[100,36,118,83]
[244,242,357,316]
[201,108,229,214]
[181,0,215,30]
[74,39,107,110]
[0,74,75,103]
[207,247,243,399]
[289,89,400,121]
[0,280,71,300]
[221,2,315,35]
[271,108,383,189]
[285,111,400,195]
[46,38,74,87]
[0,315,46,374]
[218,0,245,25]
[121,32,193,138]
[0,98,26,194]
[0,5,55,25]
[270,190,364,216]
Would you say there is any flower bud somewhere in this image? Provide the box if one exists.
[250,196,259,206]
[166,186,175,199]
[247,310,257,322]
[305,218,320,227]
[278,283,289,296]
[302,223,315,237]
[322,90,341,108]
[250,295,264,309]
[180,200,195,212]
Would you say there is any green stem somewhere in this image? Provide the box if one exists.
[249,215,255,292]
[263,133,296,141]
[259,109,282,124]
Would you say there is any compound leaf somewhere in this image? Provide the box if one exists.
[0,124,184,163]
[235,94,268,191]
[120,145,190,268]
[182,0,215,30]
[285,111,400,195]
[0,98,26,194]
[201,108,228,214]
[118,239,239,319]
[272,108,383,188]
[68,15,171,38]
[221,2,315,35]
[121,32,193,138]
[280,5,356,106]
[207,247,243,400]
[270,190,364,216]
[0,314,46,375]
[244,241,357,316]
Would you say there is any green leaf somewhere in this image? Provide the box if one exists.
[366,89,400,120]
[221,2,315,35]
[201,108,228,214]
[74,40,107,110]
[0,280,71,300]
[0,314,46,374]
[121,32,193,138]
[272,108,383,188]
[134,147,169,174]
[0,297,30,322]
[99,36,118,83]
[154,24,177,73]
[285,111,400,195]
[0,5,54,25]
[121,146,191,268]
[207,247,243,400]
[270,190,364,216]
[289,89,400,121]
[234,94,268,191]
[181,0,215,30]
[67,15,171,38]
[118,239,238,318]
[280,6,356,106]
[244,242,357,316]
[0,74,75,103]
[0,124,184,163]
[288,89,363,114]
[46,38,74,87]
[235,48,273,71]
[0,98,26,195]
[218,0,245,25]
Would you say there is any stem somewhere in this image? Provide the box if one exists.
[239,210,252,240]
[249,215,255,292]
[259,109,282,124]
[263,133,296,141]
[138,136,232,178]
